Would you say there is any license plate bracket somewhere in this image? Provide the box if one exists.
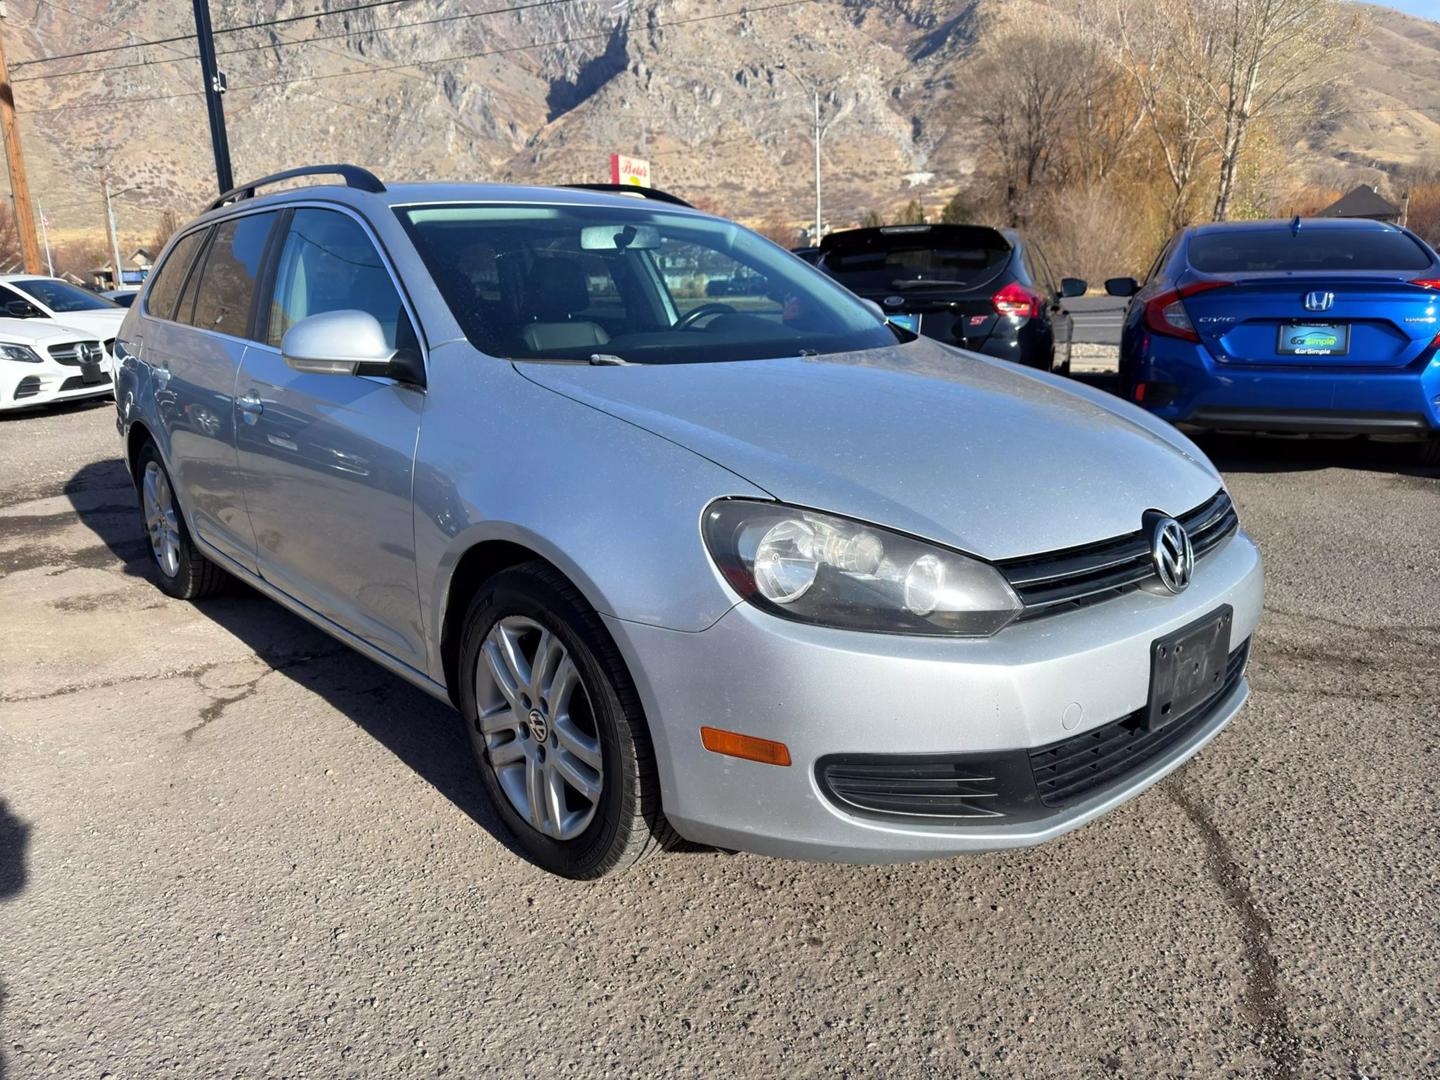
[1277,322,1348,356]
[80,362,104,385]
[1147,605,1233,730]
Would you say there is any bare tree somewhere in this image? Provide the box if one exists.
[1099,0,1223,230]
[0,203,20,271]
[958,28,1101,226]
[1198,0,1362,220]
[151,208,181,256]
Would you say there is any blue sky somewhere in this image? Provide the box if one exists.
[1362,0,1439,19]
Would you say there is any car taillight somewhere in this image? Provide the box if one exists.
[1411,278,1440,290]
[992,281,1042,319]
[1142,280,1232,343]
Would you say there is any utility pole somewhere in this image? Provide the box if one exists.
[192,0,233,194]
[0,4,43,273]
[777,64,838,246]
[103,174,122,289]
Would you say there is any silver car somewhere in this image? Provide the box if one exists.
[114,166,1263,879]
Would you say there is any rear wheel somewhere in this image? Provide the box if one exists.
[1418,437,1440,468]
[457,562,674,878]
[135,441,227,600]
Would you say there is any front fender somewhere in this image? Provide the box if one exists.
[412,346,766,685]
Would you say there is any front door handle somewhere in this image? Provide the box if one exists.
[237,392,264,424]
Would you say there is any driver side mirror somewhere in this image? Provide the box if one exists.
[281,310,423,386]
[1105,277,1139,298]
[5,299,41,318]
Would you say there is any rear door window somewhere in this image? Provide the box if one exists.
[189,213,277,338]
[264,208,414,351]
[1188,229,1432,273]
[144,230,207,320]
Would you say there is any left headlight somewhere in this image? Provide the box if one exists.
[0,344,43,364]
[702,499,1022,636]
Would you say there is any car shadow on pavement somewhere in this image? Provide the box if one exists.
[1195,434,1439,479]
[60,461,528,862]
[0,798,32,1080]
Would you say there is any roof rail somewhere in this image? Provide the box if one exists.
[559,183,693,209]
[207,164,385,212]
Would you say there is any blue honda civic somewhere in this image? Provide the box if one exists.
[1107,218,1440,464]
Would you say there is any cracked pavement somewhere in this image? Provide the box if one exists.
[1,399,1437,1077]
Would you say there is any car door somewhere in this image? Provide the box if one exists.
[235,205,427,669]
[1032,242,1072,369]
[141,213,278,572]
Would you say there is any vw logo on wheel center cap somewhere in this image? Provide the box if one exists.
[526,708,549,742]
[1147,515,1195,595]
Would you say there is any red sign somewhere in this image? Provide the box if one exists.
[609,154,651,188]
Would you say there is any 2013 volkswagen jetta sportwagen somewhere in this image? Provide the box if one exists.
[114,167,1263,879]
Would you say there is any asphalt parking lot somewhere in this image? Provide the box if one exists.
[1,397,1437,1078]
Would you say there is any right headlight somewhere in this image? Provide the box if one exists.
[0,343,43,364]
[702,499,1022,636]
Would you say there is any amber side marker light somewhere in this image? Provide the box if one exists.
[700,726,792,766]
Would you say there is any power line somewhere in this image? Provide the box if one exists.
[13,0,588,83]
[17,0,826,115]
[11,0,427,69]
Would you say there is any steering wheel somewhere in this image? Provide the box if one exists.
[675,302,736,331]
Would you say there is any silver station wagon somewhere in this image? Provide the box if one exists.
[115,165,1263,879]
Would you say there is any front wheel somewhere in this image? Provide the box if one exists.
[1418,437,1440,468]
[457,563,674,878]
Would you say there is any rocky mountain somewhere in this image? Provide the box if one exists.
[4,0,1437,249]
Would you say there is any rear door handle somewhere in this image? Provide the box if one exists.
[237,392,264,423]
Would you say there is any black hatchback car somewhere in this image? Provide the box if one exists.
[816,224,1086,372]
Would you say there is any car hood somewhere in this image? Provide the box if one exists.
[0,317,96,347]
[48,310,126,341]
[515,338,1222,560]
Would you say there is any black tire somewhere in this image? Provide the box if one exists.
[134,440,227,600]
[457,562,675,878]
[1418,437,1440,468]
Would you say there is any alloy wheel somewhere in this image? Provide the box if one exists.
[473,616,604,840]
[141,460,181,579]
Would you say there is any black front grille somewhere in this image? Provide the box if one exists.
[1028,640,1250,807]
[13,376,40,400]
[998,490,1238,615]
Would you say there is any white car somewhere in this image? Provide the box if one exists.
[0,317,112,411]
[0,275,127,351]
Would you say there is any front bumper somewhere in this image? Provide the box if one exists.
[0,362,114,411]
[605,530,1263,862]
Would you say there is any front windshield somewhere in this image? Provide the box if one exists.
[12,279,118,313]
[396,202,896,364]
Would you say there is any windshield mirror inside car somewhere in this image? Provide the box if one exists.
[1188,229,1432,273]
[396,203,895,364]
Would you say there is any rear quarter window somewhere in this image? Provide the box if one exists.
[144,230,207,320]
[1188,229,1432,273]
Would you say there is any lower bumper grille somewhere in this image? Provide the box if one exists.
[815,639,1250,824]
[13,376,41,400]
[1029,641,1250,807]
[59,373,112,392]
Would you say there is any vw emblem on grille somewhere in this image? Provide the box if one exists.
[1304,290,1334,313]
[1147,515,1194,595]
